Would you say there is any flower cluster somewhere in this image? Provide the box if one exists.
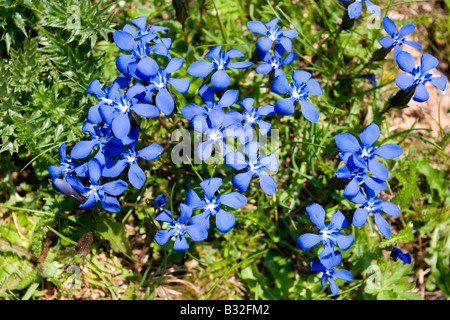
[334,123,402,238]
[47,16,187,212]
[248,18,324,123]
[376,16,447,103]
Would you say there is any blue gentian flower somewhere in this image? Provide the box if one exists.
[187,45,253,90]
[390,246,412,264]
[379,17,422,62]
[69,159,128,213]
[153,193,169,208]
[310,251,353,296]
[225,140,279,195]
[102,127,164,189]
[256,44,298,77]
[71,122,134,166]
[185,177,247,233]
[247,18,298,53]
[191,109,240,160]
[296,203,354,264]
[335,153,387,199]
[154,203,209,251]
[347,184,400,238]
[86,75,131,124]
[223,97,275,136]
[49,178,85,202]
[340,0,381,20]
[140,57,190,116]
[113,31,160,80]
[335,123,403,183]
[99,83,160,139]
[180,84,239,120]
[48,142,82,181]
[395,52,447,102]
[271,70,323,122]
[121,16,172,58]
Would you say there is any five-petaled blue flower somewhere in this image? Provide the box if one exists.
[225,140,279,195]
[154,203,209,251]
[186,177,247,233]
[379,17,422,62]
[140,57,190,116]
[256,44,298,77]
[335,123,403,183]
[69,159,128,213]
[48,142,83,181]
[99,83,160,138]
[271,70,323,122]
[395,51,447,102]
[340,0,381,20]
[191,109,240,160]
[86,75,131,124]
[347,184,400,238]
[181,84,239,121]
[223,97,275,136]
[390,246,412,264]
[187,45,253,90]
[310,251,353,296]
[70,122,134,166]
[121,16,172,58]
[102,127,164,189]
[247,18,298,53]
[296,203,354,264]
[335,153,387,199]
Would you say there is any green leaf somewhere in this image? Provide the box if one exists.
[97,218,133,258]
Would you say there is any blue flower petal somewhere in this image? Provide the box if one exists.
[412,83,429,102]
[128,162,146,189]
[173,235,190,251]
[336,234,354,251]
[113,30,135,51]
[368,158,389,181]
[335,133,360,153]
[306,203,326,230]
[232,171,253,192]
[211,69,231,90]
[395,73,415,90]
[215,209,236,233]
[256,37,274,53]
[185,225,208,241]
[200,177,222,199]
[381,201,401,216]
[296,233,321,251]
[155,229,177,246]
[100,196,121,213]
[382,17,397,37]
[219,192,247,208]
[374,212,391,238]
[155,88,175,115]
[430,76,447,92]
[187,60,214,78]
[352,208,369,227]
[373,144,403,159]
[274,97,296,115]
[247,20,267,34]
[102,179,128,196]
[396,51,416,73]
[71,140,97,159]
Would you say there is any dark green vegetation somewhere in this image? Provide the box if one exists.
[0,0,449,300]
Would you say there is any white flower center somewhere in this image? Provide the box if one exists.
[208,130,222,141]
[291,90,300,99]
[205,199,217,211]
[173,223,184,236]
